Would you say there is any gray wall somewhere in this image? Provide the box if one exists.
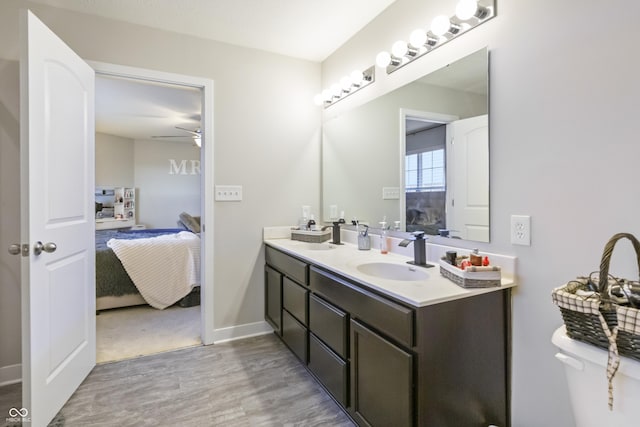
[133,139,200,228]
[96,134,201,228]
[0,59,20,385]
[322,0,640,425]
[95,133,134,186]
[0,0,320,379]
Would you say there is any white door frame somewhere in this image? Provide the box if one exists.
[88,61,215,345]
[399,108,458,232]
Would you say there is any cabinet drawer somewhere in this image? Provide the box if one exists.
[310,266,414,348]
[309,334,348,407]
[309,294,348,359]
[283,277,308,325]
[282,309,308,363]
[265,246,308,285]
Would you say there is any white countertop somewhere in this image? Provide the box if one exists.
[264,236,516,308]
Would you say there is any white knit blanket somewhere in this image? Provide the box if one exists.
[107,231,201,309]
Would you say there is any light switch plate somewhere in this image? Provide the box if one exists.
[215,185,243,201]
[382,187,400,200]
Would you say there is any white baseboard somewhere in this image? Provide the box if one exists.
[212,320,273,344]
[0,363,21,387]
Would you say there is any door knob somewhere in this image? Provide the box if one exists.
[34,241,57,255]
[8,244,21,255]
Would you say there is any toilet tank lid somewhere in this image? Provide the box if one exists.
[552,326,640,380]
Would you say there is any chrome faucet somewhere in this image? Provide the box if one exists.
[399,231,433,268]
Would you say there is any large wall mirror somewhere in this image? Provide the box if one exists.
[322,47,490,242]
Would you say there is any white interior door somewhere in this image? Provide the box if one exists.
[446,115,489,241]
[20,10,96,426]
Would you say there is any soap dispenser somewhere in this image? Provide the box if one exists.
[379,219,389,254]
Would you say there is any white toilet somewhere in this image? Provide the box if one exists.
[552,326,640,427]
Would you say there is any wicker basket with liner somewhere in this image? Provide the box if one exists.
[551,233,640,409]
[439,259,501,288]
[290,228,331,243]
[552,232,640,361]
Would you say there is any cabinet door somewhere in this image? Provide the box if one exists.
[350,320,413,427]
[265,266,282,335]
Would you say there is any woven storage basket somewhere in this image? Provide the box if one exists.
[552,233,640,356]
[290,229,331,243]
[439,260,501,288]
[615,305,640,362]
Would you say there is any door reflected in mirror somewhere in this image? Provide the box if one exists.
[322,47,489,242]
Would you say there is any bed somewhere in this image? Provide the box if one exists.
[95,228,201,311]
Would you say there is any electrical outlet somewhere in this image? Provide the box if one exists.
[510,215,531,246]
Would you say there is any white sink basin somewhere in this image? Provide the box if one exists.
[356,262,429,281]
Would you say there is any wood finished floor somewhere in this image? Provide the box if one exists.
[48,333,355,426]
[0,382,21,427]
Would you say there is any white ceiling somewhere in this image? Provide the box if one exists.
[35,0,397,141]
[30,0,396,62]
[95,76,203,141]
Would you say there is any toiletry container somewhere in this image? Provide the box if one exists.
[552,326,640,426]
[379,221,388,254]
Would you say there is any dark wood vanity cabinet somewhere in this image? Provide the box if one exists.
[265,246,310,362]
[265,245,510,427]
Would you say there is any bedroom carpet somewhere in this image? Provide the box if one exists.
[97,304,201,363]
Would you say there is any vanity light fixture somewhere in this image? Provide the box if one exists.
[376,0,495,74]
[315,65,375,107]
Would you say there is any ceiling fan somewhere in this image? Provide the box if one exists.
[152,126,202,147]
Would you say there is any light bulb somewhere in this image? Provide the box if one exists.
[391,40,408,58]
[340,75,352,90]
[376,51,392,68]
[456,0,478,20]
[322,89,332,102]
[431,15,451,36]
[331,83,342,97]
[313,94,324,106]
[409,29,427,48]
[350,70,364,85]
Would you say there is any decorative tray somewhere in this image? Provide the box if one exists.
[290,229,331,243]
[439,260,501,288]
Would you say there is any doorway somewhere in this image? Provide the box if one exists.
[94,73,206,362]
[90,61,215,352]
[399,109,458,234]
